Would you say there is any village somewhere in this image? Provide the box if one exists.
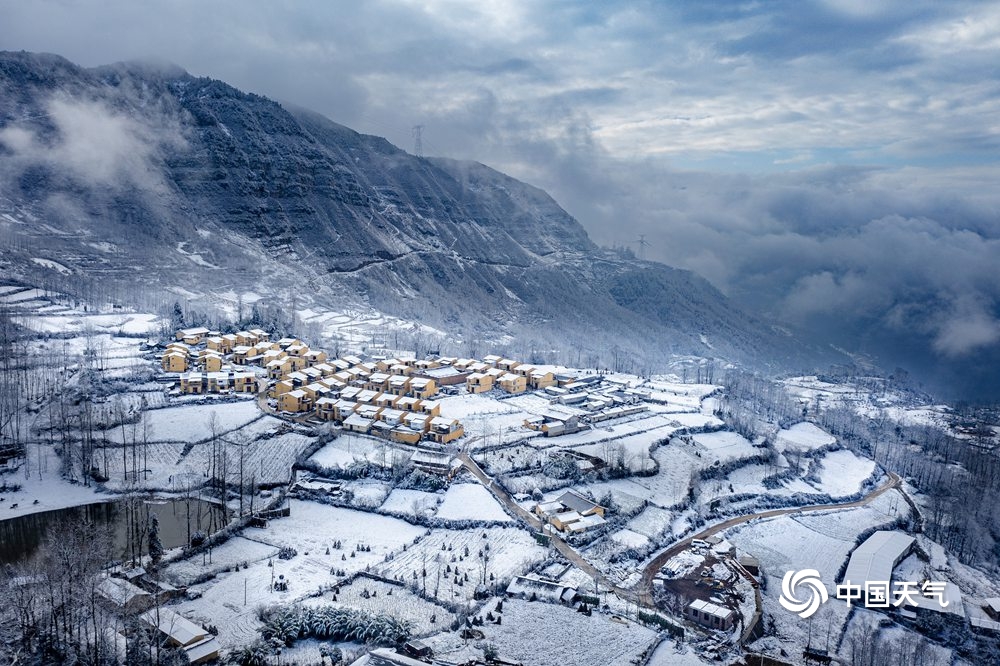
[0,279,991,666]
[142,324,996,665]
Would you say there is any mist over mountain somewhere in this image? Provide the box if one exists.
[0,51,846,376]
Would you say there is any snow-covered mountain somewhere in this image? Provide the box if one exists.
[0,51,841,371]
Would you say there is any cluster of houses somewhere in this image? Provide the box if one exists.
[163,329,651,449]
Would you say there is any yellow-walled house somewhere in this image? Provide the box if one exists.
[482,354,503,367]
[205,336,225,352]
[272,380,294,397]
[277,337,302,349]
[514,364,537,378]
[331,399,359,421]
[315,396,338,421]
[428,417,464,444]
[175,327,211,343]
[278,389,311,413]
[390,427,422,445]
[530,370,557,389]
[231,345,252,364]
[394,396,421,412]
[179,372,203,394]
[162,351,188,373]
[233,373,257,393]
[497,359,520,372]
[388,375,411,395]
[249,328,270,342]
[499,373,528,394]
[414,359,441,372]
[408,377,437,400]
[235,331,259,347]
[419,400,442,417]
[466,373,493,393]
[201,354,224,373]
[313,362,336,377]
[404,413,430,433]
[390,363,412,376]
[285,345,309,357]
[305,350,329,365]
[366,372,391,392]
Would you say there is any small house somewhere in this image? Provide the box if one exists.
[498,373,527,394]
[466,372,493,393]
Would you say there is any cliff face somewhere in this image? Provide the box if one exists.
[0,51,839,370]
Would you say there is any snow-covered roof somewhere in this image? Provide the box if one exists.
[566,513,606,532]
[344,413,373,428]
[689,599,734,619]
[556,490,601,514]
[141,608,207,647]
[367,648,429,666]
[506,575,576,603]
[842,531,915,586]
[903,582,964,616]
[97,576,149,606]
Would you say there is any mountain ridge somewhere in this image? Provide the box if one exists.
[0,50,843,372]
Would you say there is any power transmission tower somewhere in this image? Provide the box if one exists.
[412,125,424,157]
[636,234,650,260]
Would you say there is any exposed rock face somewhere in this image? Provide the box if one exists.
[0,51,839,370]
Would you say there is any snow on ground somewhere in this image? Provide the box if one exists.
[813,449,876,497]
[0,445,113,518]
[309,434,397,470]
[436,483,512,523]
[646,639,712,665]
[610,528,649,549]
[165,536,279,586]
[476,600,658,666]
[625,506,673,539]
[99,400,261,444]
[572,440,705,509]
[172,500,426,649]
[691,431,759,463]
[775,422,836,453]
[343,479,393,508]
[372,526,545,604]
[379,488,440,518]
[307,577,454,637]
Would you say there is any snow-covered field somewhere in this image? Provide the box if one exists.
[775,422,836,452]
[379,488,440,518]
[372,526,546,603]
[476,600,658,666]
[436,483,512,523]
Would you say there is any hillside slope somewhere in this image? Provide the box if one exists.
[0,51,841,371]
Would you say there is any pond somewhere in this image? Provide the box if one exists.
[0,496,230,566]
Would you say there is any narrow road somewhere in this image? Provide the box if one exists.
[457,452,627,596]
[460,449,901,612]
[634,472,902,604]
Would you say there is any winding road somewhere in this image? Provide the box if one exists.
[458,449,903,610]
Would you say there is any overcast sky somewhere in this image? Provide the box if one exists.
[3,0,1000,396]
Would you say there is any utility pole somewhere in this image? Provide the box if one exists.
[636,234,650,260]
[412,125,424,157]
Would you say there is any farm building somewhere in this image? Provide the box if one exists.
[411,450,454,475]
[506,575,578,605]
[684,599,736,631]
[842,531,915,603]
